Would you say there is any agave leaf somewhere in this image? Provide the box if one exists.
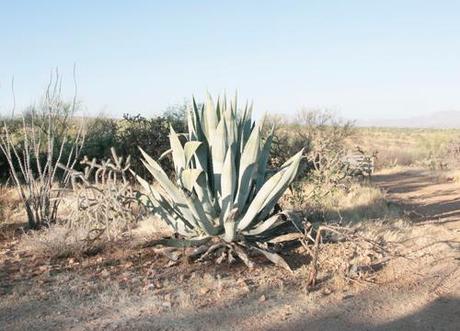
[148,237,211,248]
[184,141,202,165]
[190,139,208,172]
[151,199,191,236]
[181,169,203,191]
[237,150,303,231]
[193,170,217,220]
[159,148,172,161]
[139,148,197,222]
[211,119,228,195]
[242,213,283,236]
[133,171,194,234]
[169,126,186,174]
[224,97,238,156]
[184,139,212,209]
[141,150,214,236]
[254,127,274,192]
[252,247,292,272]
[232,244,254,268]
[141,154,216,236]
[223,208,239,242]
[215,97,222,122]
[235,122,261,210]
[191,98,206,142]
[256,150,304,221]
[205,93,219,142]
[240,102,253,152]
[183,192,220,236]
[139,152,185,202]
[267,233,305,244]
[246,210,304,242]
[141,155,217,236]
[187,107,197,141]
[220,146,236,221]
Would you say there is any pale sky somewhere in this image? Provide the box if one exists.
[1,1,460,120]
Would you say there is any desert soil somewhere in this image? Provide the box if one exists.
[1,168,459,331]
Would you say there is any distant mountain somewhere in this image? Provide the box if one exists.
[357,111,460,129]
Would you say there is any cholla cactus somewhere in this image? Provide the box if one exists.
[68,148,139,242]
[135,94,304,269]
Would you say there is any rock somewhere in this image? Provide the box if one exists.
[143,283,155,292]
[199,287,210,295]
[162,301,172,308]
[123,261,134,269]
[322,288,332,296]
[100,269,110,277]
[162,294,172,308]
[258,295,267,303]
[38,265,49,272]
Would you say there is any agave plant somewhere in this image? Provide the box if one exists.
[135,94,304,270]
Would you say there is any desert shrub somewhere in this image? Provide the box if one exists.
[320,183,399,222]
[80,104,187,177]
[0,80,85,229]
[116,112,186,179]
[163,102,188,130]
[267,109,355,200]
[348,127,460,169]
[294,109,354,184]
[19,221,102,258]
[0,184,19,224]
[20,149,143,258]
[81,116,118,161]
[136,94,304,270]
[0,118,29,181]
[282,181,399,223]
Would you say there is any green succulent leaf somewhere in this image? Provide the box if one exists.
[237,149,304,231]
[184,141,203,166]
[235,122,261,210]
[252,247,292,272]
[181,168,203,191]
[220,146,236,221]
[169,126,186,174]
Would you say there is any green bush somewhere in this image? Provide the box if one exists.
[81,116,118,161]
[77,104,188,178]
[115,113,185,179]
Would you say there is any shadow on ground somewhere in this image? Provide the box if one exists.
[273,296,460,331]
[373,169,460,223]
[101,284,460,331]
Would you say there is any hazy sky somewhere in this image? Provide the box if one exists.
[1,1,460,120]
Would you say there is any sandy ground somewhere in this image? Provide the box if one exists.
[1,168,459,330]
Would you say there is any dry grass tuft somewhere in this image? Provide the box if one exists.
[18,222,105,258]
[131,216,172,239]
[346,127,460,169]
[0,186,22,223]
[326,183,400,222]
[283,181,400,223]
[433,168,460,183]
[0,186,27,241]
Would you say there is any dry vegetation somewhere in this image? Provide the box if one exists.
[1,95,459,330]
[347,127,460,169]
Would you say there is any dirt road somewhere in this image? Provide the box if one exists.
[289,168,460,330]
[250,169,460,331]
